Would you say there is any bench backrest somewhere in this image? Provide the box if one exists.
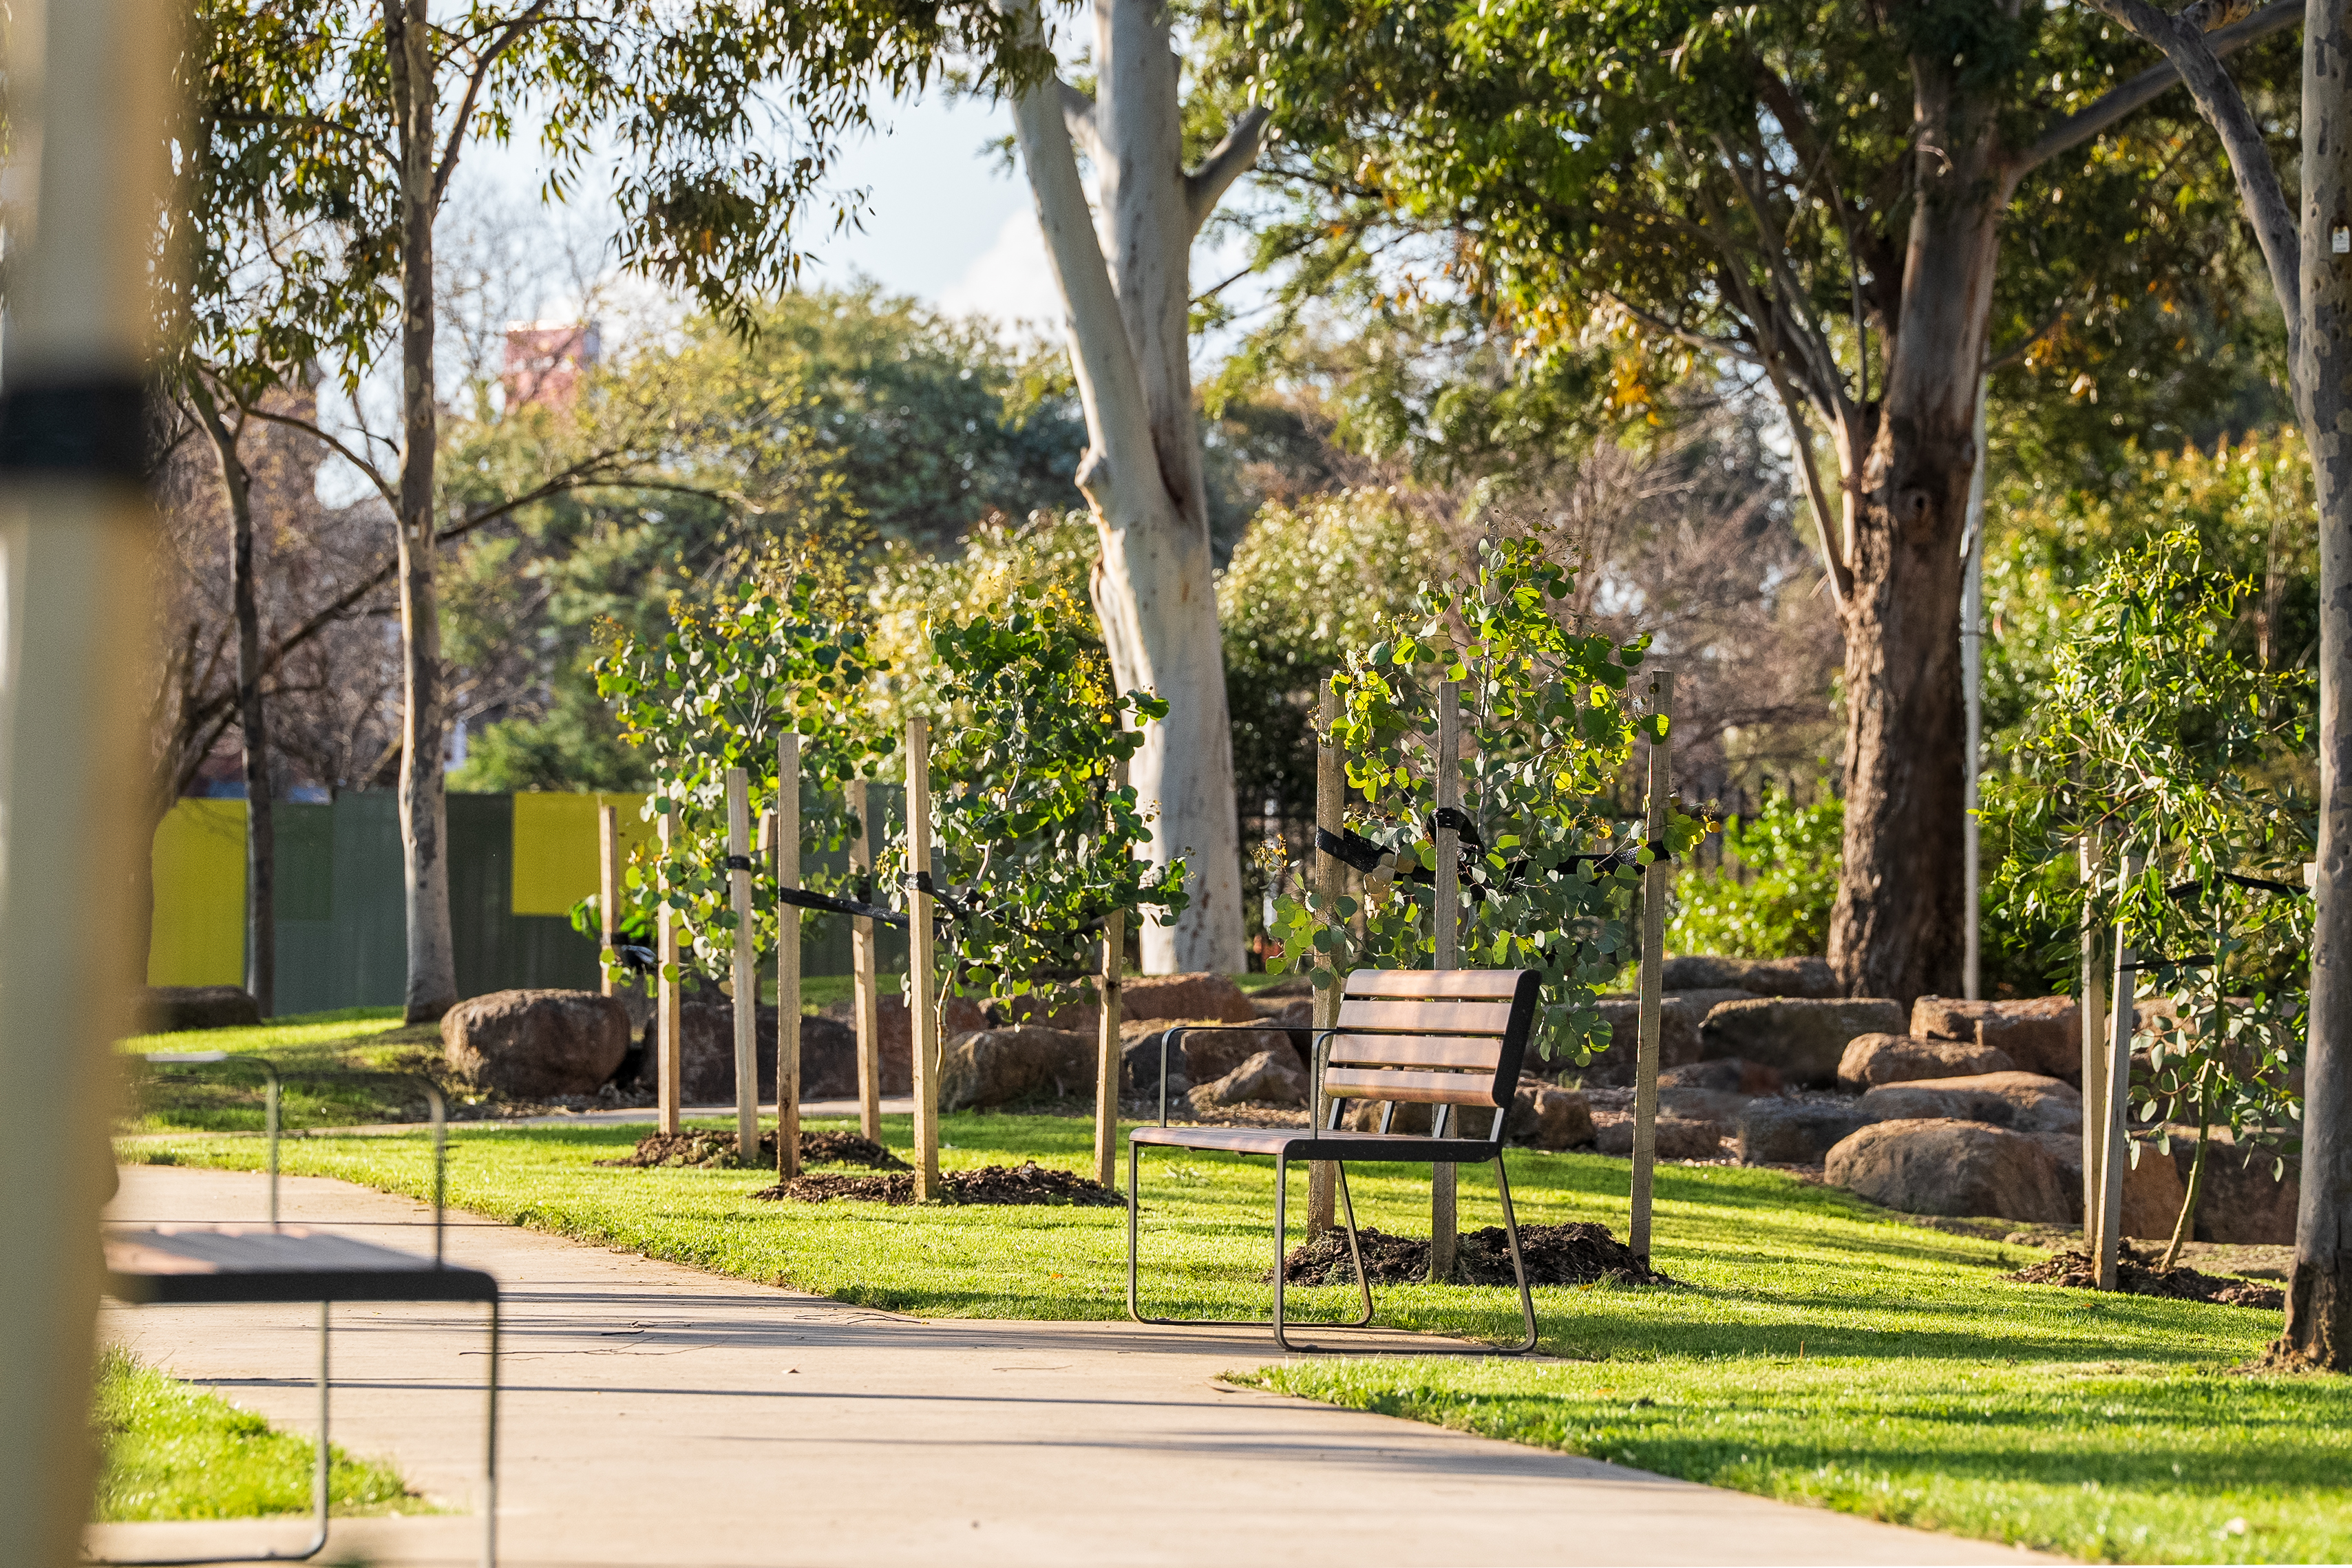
[1321,968,1540,1142]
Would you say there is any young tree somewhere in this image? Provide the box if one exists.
[1224,0,2302,1002]
[995,0,1266,972]
[2067,0,2351,1372]
[186,0,1032,1017]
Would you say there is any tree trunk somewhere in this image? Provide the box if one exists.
[388,0,456,1020]
[2280,0,2352,1371]
[1004,0,1247,973]
[1823,65,2001,1007]
[190,386,275,1016]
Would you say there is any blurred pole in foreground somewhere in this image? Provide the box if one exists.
[0,0,179,1558]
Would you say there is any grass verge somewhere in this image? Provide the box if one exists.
[93,1346,417,1521]
[117,1112,2346,1562]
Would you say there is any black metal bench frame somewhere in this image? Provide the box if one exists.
[95,1059,498,1567]
[1127,970,1542,1355]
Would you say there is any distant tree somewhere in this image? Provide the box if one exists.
[182,0,1035,1018]
[1222,0,2302,1002]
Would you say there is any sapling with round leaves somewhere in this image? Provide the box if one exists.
[880,589,1187,1026]
[593,576,894,986]
[1264,534,1702,1063]
[1982,531,2311,1259]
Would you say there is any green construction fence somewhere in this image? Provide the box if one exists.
[147,789,907,1010]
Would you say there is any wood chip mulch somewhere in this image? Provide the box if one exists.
[2006,1242,2285,1310]
[751,1160,1123,1207]
[596,1130,909,1172]
[1269,1221,1684,1289]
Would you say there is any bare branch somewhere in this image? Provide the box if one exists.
[432,0,552,210]
[1185,106,1271,237]
[241,403,400,509]
[1598,290,1763,363]
[2015,0,2298,179]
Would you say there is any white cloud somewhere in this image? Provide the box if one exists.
[937,208,1068,335]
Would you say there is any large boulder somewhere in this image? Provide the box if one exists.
[1825,1118,2073,1223]
[1659,955,1840,997]
[1165,1019,1298,1082]
[1913,995,2081,1083]
[443,989,630,1099]
[677,1002,772,1103]
[1503,1081,1596,1150]
[1122,972,1260,1025]
[1187,1048,1306,1112]
[940,1026,1094,1111]
[2027,1130,2187,1235]
[1578,994,1710,1085]
[1699,997,1904,1087]
[822,991,988,1068]
[796,1013,880,1100]
[1662,1057,1784,1095]
[1858,1071,2081,1134]
[142,985,262,1032]
[1119,1024,1193,1099]
[1593,1114,1726,1161]
[2176,1138,2300,1244]
[1657,1085,1761,1127]
[1838,1032,2017,1092]
[1739,1100,1877,1165]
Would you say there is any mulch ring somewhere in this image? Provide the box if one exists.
[595,1130,909,1172]
[751,1160,1123,1207]
[1269,1222,1684,1289]
[2007,1242,2285,1310]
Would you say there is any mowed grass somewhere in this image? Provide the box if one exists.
[117,1112,2352,1562]
[120,1008,439,1133]
[93,1346,416,1521]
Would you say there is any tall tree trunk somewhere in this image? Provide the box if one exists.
[1004,0,1248,973]
[189,381,274,1015]
[1823,65,2001,1006]
[388,0,456,1019]
[2282,0,2352,1371]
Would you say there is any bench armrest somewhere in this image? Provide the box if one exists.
[1155,1021,1337,1127]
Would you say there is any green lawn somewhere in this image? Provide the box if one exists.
[93,1346,417,1521]
[115,1096,2349,1562]
[121,1008,442,1133]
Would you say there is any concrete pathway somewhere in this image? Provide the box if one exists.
[92,1165,2035,1567]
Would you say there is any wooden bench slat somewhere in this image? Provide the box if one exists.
[1324,1066,1503,1105]
[1335,996,1517,1035]
[1326,1032,1504,1068]
[1344,968,1526,999]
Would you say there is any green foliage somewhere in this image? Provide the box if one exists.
[1210,0,2295,465]
[1668,785,1843,960]
[594,578,891,985]
[1982,532,2309,1198]
[1266,537,1681,1062]
[1216,487,1448,809]
[886,591,1186,1014]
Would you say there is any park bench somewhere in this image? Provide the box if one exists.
[96,1055,499,1567]
[1127,968,1540,1354]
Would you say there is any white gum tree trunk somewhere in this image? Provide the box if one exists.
[1002,0,1257,972]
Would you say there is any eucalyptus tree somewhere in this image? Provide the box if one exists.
[2063,0,2352,1371]
[1225,0,2301,1003]
[994,0,1269,972]
[183,0,1032,1018]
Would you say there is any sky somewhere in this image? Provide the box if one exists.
[794,91,1066,326]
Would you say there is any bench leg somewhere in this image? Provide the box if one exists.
[482,1296,500,1568]
[1126,1140,1377,1342]
[1492,1154,1540,1354]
